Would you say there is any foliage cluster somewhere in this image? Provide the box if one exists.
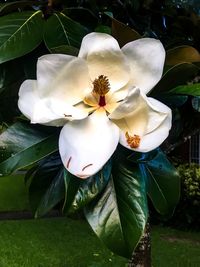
[174,163,200,228]
[0,0,199,259]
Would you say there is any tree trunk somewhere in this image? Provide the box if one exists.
[128,221,151,267]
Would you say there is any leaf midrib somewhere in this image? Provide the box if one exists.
[0,11,41,51]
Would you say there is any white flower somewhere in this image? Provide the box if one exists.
[18,32,171,179]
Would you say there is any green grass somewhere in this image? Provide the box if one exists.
[0,217,127,267]
[0,218,199,267]
[152,225,200,267]
[0,174,29,211]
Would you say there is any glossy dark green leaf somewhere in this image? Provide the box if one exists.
[142,149,180,216]
[192,96,200,112]
[69,160,112,213]
[35,168,65,218]
[151,63,200,96]
[0,1,37,16]
[28,152,63,213]
[169,83,200,96]
[44,12,89,51]
[112,158,148,256]
[155,94,188,108]
[85,178,128,258]
[62,169,81,213]
[95,25,111,34]
[0,122,59,175]
[85,158,148,258]
[0,11,44,64]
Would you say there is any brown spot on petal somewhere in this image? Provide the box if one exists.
[66,156,72,169]
[125,132,141,148]
[64,114,72,117]
[82,164,93,171]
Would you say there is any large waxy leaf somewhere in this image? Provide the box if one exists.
[85,157,148,258]
[35,168,65,218]
[166,46,200,65]
[85,178,128,258]
[0,11,44,64]
[150,63,200,96]
[0,122,59,176]
[62,169,81,213]
[0,1,37,16]
[169,83,200,96]
[155,94,188,108]
[141,149,180,216]
[44,12,89,51]
[28,153,63,213]
[68,160,112,213]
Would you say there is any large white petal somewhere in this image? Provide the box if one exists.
[18,80,88,126]
[37,54,91,105]
[109,87,141,120]
[59,109,119,178]
[122,38,165,94]
[78,32,130,91]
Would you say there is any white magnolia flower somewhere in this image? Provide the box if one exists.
[18,32,171,179]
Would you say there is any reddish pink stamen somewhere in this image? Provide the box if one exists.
[99,96,106,107]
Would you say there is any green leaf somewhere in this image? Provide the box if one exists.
[112,158,148,256]
[85,157,148,258]
[95,25,111,34]
[155,94,188,108]
[0,1,37,16]
[44,12,89,51]
[69,160,112,213]
[192,96,200,112]
[28,153,63,213]
[0,122,59,176]
[85,178,128,258]
[142,149,180,216]
[0,11,44,64]
[35,168,65,218]
[151,63,200,96]
[62,169,81,213]
[168,83,200,96]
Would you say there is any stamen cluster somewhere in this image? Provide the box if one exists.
[92,75,110,96]
[125,132,141,148]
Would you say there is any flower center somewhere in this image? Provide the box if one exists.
[125,132,141,148]
[92,75,110,107]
